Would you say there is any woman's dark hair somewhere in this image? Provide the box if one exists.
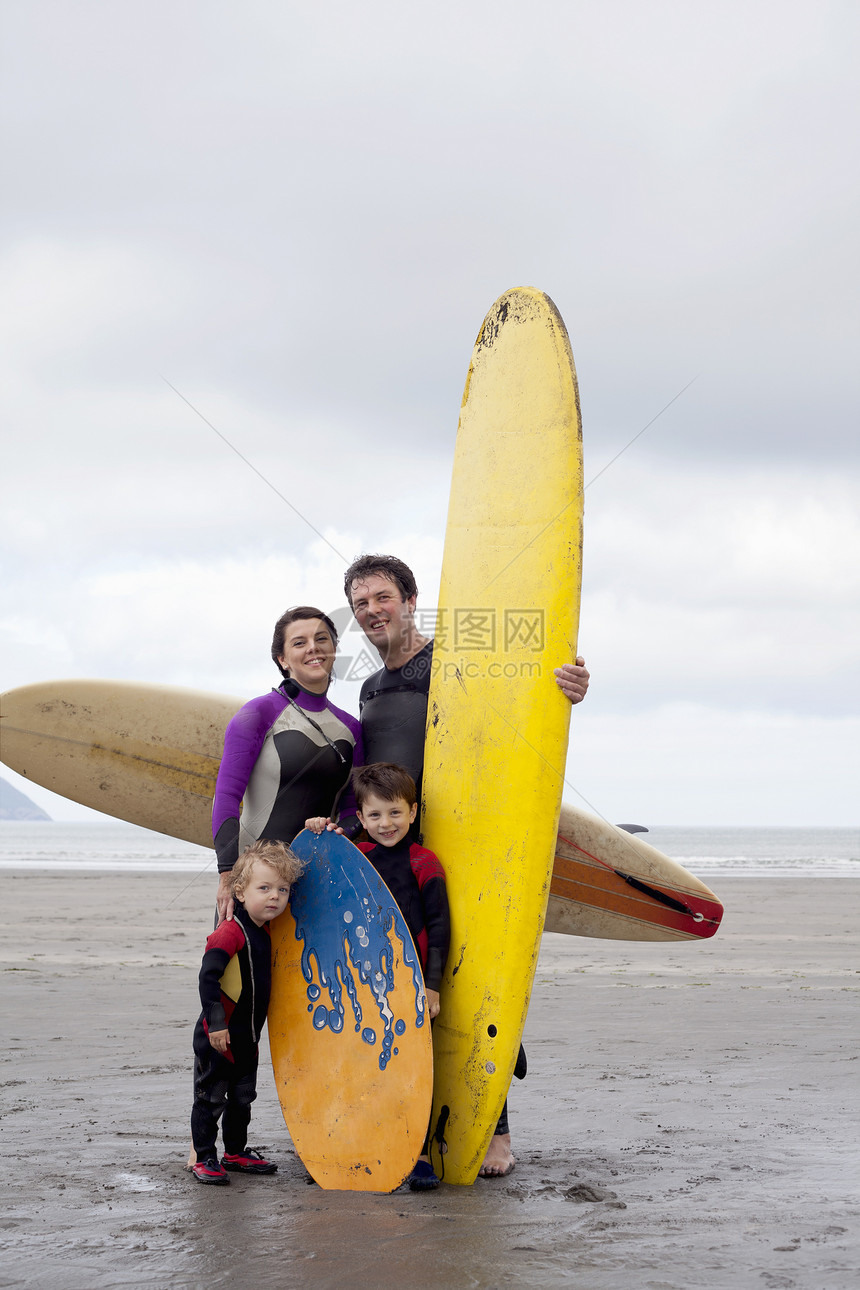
[271,607,339,675]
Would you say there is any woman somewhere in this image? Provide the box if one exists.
[212,606,363,921]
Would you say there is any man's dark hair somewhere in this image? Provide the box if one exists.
[343,554,418,608]
[352,762,418,809]
[270,606,339,673]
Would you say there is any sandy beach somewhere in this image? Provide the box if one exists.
[1,870,857,1290]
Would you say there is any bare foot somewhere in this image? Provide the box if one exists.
[478,1133,515,1177]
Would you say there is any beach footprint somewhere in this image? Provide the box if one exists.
[563,1182,626,1208]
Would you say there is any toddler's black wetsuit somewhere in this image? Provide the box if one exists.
[191,905,271,1161]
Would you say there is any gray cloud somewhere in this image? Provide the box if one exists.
[2,1,858,824]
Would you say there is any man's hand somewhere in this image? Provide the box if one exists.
[208,1028,230,1054]
[554,656,590,704]
[216,872,234,924]
[425,989,441,1020]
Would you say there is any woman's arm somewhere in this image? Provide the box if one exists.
[212,696,281,919]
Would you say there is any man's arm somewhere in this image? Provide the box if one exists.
[554,655,589,704]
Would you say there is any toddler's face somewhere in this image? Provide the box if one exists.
[238,861,291,926]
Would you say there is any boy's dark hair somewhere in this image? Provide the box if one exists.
[343,554,418,608]
[352,762,418,810]
[232,839,306,895]
[270,606,339,674]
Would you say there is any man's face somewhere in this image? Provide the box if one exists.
[349,573,415,654]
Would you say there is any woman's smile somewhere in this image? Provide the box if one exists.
[278,618,336,693]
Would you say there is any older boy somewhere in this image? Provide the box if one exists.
[190,839,305,1185]
[308,761,450,1189]
[343,553,590,1177]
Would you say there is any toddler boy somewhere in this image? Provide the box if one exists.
[190,838,305,1185]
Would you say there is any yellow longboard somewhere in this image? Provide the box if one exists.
[421,287,583,1184]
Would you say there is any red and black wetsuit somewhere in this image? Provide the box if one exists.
[190,905,271,1161]
[357,837,450,992]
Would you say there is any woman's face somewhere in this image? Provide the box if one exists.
[278,618,336,693]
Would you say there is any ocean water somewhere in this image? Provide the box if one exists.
[0,821,216,874]
[643,824,858,878]
[0,820,857,878]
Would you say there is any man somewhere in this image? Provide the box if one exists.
[343,553,589,1177]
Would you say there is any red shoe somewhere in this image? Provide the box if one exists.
[192,1157,230,1185]
[222,1150,277,1175]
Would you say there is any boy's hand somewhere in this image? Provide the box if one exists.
[425,989,441,1020]
[305,817,344,835]
[216,873,234,923]
[554,656,589,704]
[208,1028,230,1054]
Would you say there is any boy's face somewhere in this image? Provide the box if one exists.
[236,861,291,926]
[349,573,416,654]
[357,792,417,848]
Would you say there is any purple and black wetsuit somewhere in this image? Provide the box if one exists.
[212,681,363,874]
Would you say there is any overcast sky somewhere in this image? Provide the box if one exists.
[2,0,858,827]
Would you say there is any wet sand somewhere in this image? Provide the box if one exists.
[1,871,857,1290]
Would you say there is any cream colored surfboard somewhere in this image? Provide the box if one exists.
[546,802,722,941]
[0,678,241,846]
[0,681,722,946]
[420,287,583,1185]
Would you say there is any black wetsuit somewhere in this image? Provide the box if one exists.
[359,641,433,829]
[191,905,271,1160]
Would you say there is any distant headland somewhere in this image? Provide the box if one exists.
[0,777,52,821]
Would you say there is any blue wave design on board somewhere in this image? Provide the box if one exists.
[289,832,426,1071]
